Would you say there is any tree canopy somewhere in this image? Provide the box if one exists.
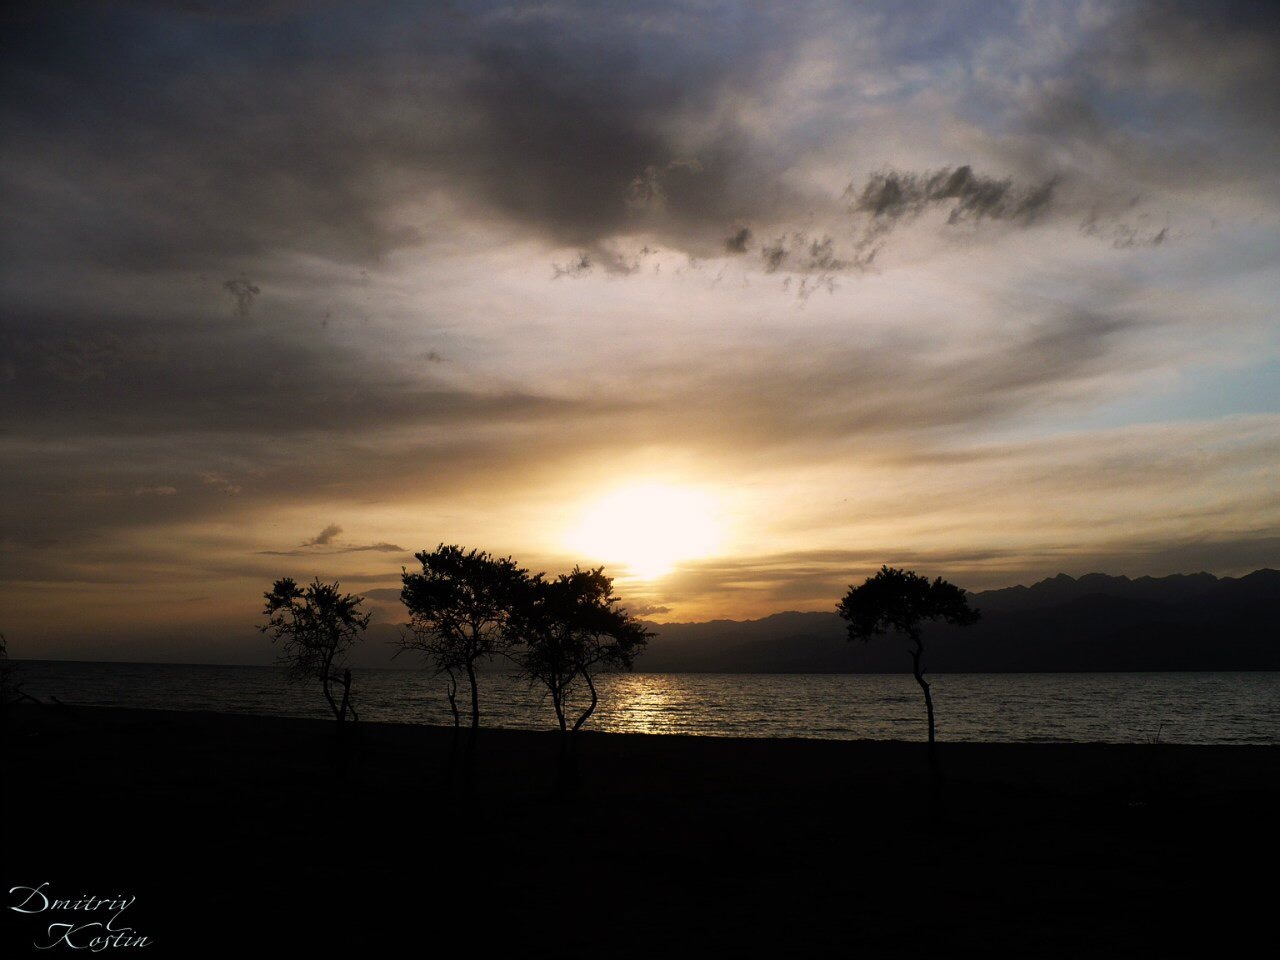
[509,566,651,735]
[838,565,979,643]
[260,576,370,723]
[399,544,528,730]
[838,566,979,760]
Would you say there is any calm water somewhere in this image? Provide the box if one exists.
[10,660,1279,744]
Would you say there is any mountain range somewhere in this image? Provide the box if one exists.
[635,569,1279,673]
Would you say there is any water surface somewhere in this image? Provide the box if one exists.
[11,661,1278,744]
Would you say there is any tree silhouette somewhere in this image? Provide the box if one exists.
[509,566,651,738]
[0,632,22,724]
[398,544,528,733]
[837,566,979,769]
[260,577,370,725]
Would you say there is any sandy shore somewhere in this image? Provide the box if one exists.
[4,703,1277,956]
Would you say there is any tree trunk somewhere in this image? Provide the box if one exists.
[336,668,353,723]
[321,675,340,723]
[442,668,461,788]
[444,669,460,729]
[553,682,567,733]
[465,658,480,730]
[910,634,941,798]
[572,670,598,733]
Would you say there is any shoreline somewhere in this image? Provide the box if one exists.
[13,654,1280,673]
[9,664,1277,747]
[6,703,1278,955]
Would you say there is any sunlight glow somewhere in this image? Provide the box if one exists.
[566,483,722,579]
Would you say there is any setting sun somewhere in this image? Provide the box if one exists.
[567,483,722,579]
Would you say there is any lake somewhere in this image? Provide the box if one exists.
[10,660,1278,744]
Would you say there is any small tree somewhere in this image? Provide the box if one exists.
[260,577,370,724]
[1,632,23,724]
[837,566,979,762]
[510,566,651,739]
[398,544,528,733]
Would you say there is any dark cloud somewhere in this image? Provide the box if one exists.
[3,0,1275,292]
[849,165,1057,227]
[723,226,752,254]
[1117,1,1280,127]
[760,238,788,273]
[1,2,1276,650]
[552,244,658,278]
[7,0,1248,295]
[259,540,407,557]
[305,523,342,547]
[457,36,672,246]
[0,311,604,441]
[1080,211,1168,249]
[551,252,593,280]
[21,334,167,384]
[417,19,777,257]
[0,2,811,278]
[223,277,260,317]
[133,485,178,496]
[754,232,861,298]
[997,2,1280,209]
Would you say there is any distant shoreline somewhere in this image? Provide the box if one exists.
[10,656,1280,674]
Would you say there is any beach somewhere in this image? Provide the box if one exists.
[5,703,1277,956]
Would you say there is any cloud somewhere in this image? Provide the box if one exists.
[258,541,407,557]
[344,542,405,554]
[306,523,342,547]
[1080,211,1169,249]
[0,1,810,277]
[621,307,1152,454]
[622,602,672,617]
[1,1,1276,648]
[0,309,612,443]
[656,526,1280,615]
[625,158,704,214]
[201,473,243,496]
[223,277,260,317]
[723,226,752,254]
[4,0,1260,295]
[10,334,167,384]
[1111,1,1280,129]
[847,166,1057,246]
[551,252,593,279]
[362,587,405,603]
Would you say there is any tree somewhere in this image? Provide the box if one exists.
[509,566,651,740]
[837,566,979,762]
[1,632,23,724]
[260,577,370,725]
[398,544,528,733]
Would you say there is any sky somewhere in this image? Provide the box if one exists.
[1,1,1277,662]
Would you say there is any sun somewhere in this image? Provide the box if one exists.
[566,483,722,579]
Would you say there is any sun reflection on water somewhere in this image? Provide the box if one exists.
[606,674,681,734]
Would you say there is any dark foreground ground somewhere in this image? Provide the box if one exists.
[4,703,1278,957]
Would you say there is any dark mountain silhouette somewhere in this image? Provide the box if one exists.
[637,569,1279,673]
